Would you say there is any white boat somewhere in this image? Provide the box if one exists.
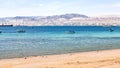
[17,30,25,33]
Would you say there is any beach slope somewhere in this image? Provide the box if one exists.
[0,49,120,68]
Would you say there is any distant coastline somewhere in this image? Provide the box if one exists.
[0,13,120,26]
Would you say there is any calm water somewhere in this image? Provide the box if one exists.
[0,26,120,59]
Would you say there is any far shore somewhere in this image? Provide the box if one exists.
[0,49,120,68]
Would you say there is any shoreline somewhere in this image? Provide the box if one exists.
[0,49,120,68]
[0,48,119,60]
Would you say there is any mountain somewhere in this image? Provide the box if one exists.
[46,14,88,19]
[0,14,120,26]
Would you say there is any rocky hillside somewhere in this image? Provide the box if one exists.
[0,14,120,26]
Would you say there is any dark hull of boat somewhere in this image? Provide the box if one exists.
[0,25,13,27]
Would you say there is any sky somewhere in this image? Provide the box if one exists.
[0,0,120,17]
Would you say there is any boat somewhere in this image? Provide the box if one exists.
[109,28,114,32]
[0,31,2,33]
[17,30,25,33]
[65,30,75,34]
[0,25,13,27]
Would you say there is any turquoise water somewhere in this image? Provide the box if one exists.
[0,26,120,59]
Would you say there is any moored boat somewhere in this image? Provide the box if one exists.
[65,30,75,34]
[109,28,114,32]
[17,30,25,33]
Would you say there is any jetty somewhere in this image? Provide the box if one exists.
[0,25,13,27]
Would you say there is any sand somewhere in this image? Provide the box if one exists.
[0,49,120,68]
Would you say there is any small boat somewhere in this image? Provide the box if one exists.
[65,30,75,34]
[17,30,25,33]
[109,28,114,32]
[0,31,2,33]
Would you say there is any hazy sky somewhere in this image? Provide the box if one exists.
[0,0,120,17]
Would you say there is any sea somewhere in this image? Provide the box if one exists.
[0,26,120,59]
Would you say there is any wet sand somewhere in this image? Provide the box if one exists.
[0,49,120,68]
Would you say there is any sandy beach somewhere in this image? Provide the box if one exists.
[0,49,120,68]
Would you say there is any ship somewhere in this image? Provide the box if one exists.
[0,24,13,27]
